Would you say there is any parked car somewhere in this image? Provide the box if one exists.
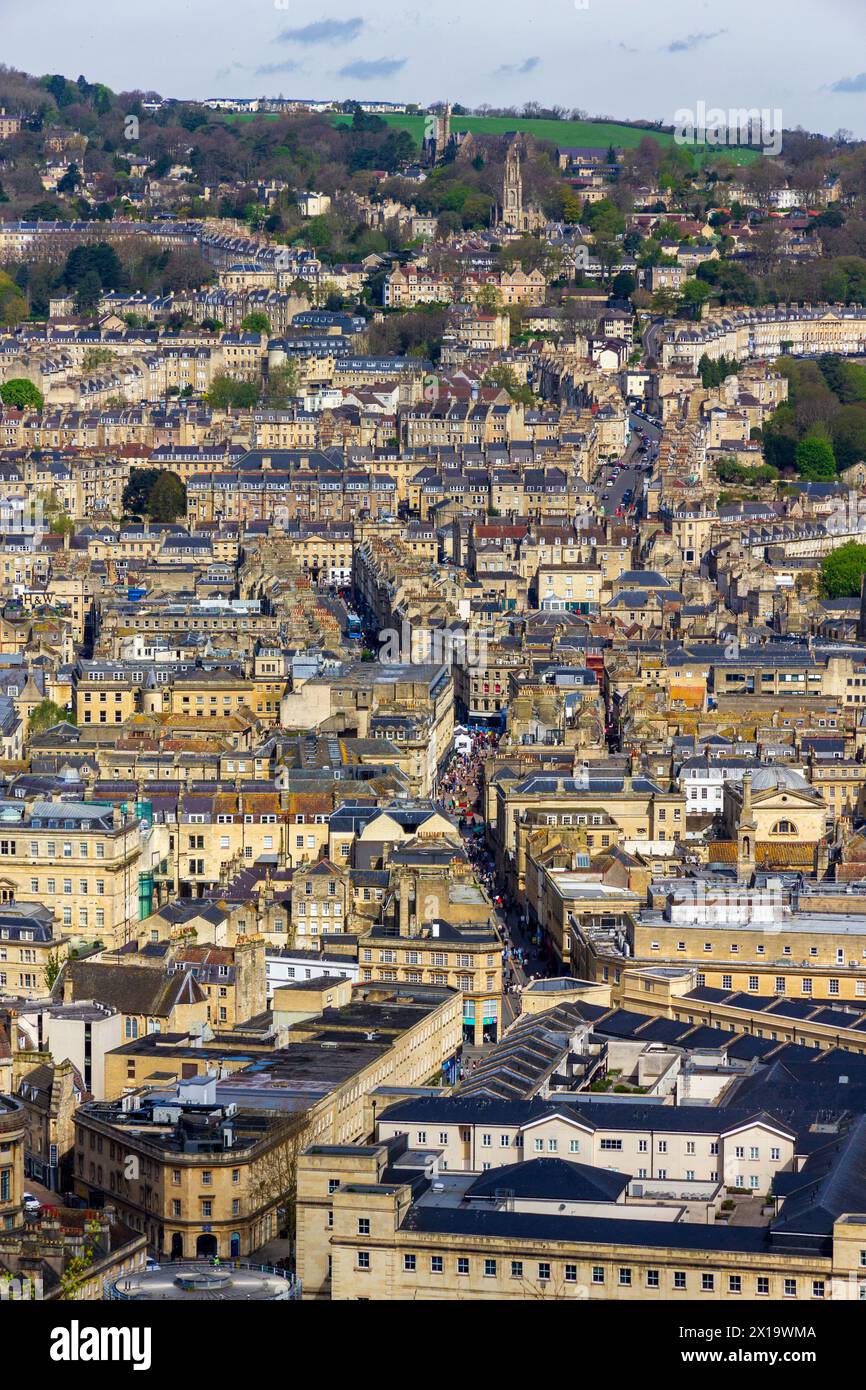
[22,1192,41,1214]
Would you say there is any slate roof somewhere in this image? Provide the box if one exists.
[465,1157,630,1203]
[60,962,205,1017]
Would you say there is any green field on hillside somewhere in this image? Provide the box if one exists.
[219,109,759,164]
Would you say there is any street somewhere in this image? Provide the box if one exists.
[438,731,558,1041]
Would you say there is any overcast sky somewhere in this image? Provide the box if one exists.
[5,0,866,136]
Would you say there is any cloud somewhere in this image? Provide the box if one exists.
[255,60,301,76]
[278,17,363,46]
[337,57,406,80]
[832,72,866,92]
[667,30,726,53]
[496,56,541,76]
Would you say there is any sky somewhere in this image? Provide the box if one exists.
[4,0,866,137]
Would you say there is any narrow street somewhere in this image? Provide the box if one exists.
[437,729,556,1043]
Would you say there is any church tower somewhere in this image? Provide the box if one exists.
[501,140,524,230]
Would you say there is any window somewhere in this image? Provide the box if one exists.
[813,1281,825,1299]
[358,1218,370,1235]
[457,1258,469,1276]
[701,1273,714,1292]
[619,1268,632,1286]
[674,1271,686,1290]
[646,1269,659,1288]
[538,1262,551,1282]
[430,1256,443,1273]
[403,1254,416,1272]
[600,1139,622,1151]
[565,1264,577,1283]
[784,1279,797,1297]
[729,1275,742,1293]
[357,1252,370,1270]
[592,1266,605,1284]
[569,1139,580,1153]
[757,1276,769,1295]
[511,1260,523,1279]
[484,1259,496,1277]
[328,1179,340,1194]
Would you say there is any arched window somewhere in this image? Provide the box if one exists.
[771,819,797,836]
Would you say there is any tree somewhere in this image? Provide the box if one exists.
[56,163,82,196]
[121,468,186,520]
[820,542,866,598]
[795,435,836,481]
[482,364,534,406]
[246,1116,310,1242]
[74,269,102,316]
[832,405,866,469]
[205,375,261,410]
[680,278,711,319]
[240,312,271,335]
[148,471,187,522]
[58,1218,103,1300]
[650,289,679,317]
[81,347,116,372]
[262,360,300,408]
[584,197,625,240]
[699,354,740,388]
[0,271,26,327]
[44,945,67,991]
[0,378,43,410]
[476,283,502,313]
[29,699,75,734]
[611,270,636,300]
[122,468,161,516]
[593,238,621,282]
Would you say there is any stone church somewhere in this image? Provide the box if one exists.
[497,139,546,233]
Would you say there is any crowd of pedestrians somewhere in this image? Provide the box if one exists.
[437,728,498,829]
[436,729,556,1028]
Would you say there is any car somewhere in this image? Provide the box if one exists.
[22,1193,40,1214]
[601,491,610,502]
[145,1257,162,1272]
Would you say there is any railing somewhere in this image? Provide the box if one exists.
[108,1259,301,1299]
